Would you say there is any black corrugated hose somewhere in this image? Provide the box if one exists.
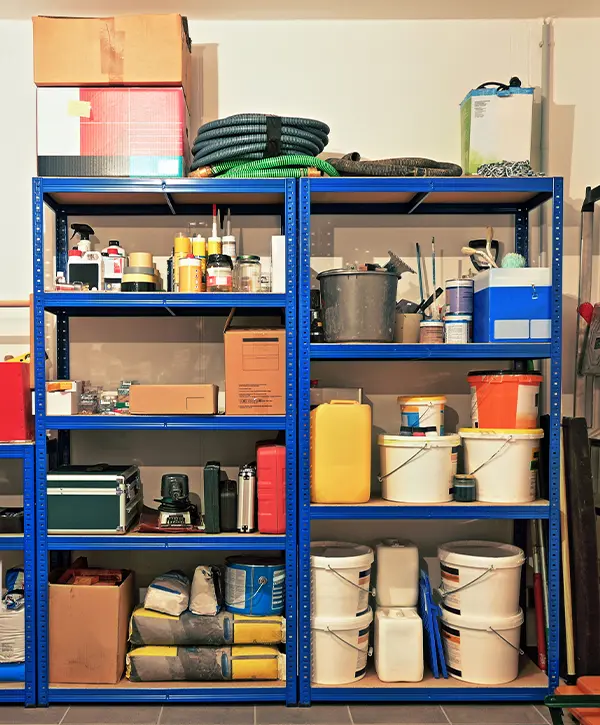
[326,152,463,177]
[190,114,335,176]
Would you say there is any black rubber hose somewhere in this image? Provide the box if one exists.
[190,113,330,171]
[326,152,463,177]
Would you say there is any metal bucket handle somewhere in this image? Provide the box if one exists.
[438,565,495,599]
[468,436,513,475]
[489,627,525,655]
[326,565,373,595]
[321,626,373,657]
[378,443,430,483]
[224,576,267,607]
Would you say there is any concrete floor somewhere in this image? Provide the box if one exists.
[0,703,567,725]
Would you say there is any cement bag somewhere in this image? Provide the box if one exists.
[129,607,285,647]
[144,571,190,616]
[0,607,24,663]
[126,645,283,682]
[189,566,222,616]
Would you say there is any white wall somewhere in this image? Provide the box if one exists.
[0,13,598,574]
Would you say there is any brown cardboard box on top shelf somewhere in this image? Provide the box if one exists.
[49,564,134,684]
[129,385,218,415]
[224,312,286,416]
[32,14,192,101]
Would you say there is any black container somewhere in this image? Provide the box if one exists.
[122,281,156,292]
[203,462,221,534]
[219,479,237,532]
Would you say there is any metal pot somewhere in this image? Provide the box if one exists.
[317,268,398,342]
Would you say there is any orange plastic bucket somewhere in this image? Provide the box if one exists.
[468,370,542,429]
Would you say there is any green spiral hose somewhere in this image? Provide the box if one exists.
[215,155,339,178]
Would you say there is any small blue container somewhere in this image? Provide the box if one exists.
[0,662,24,682]
[225,556,285,615]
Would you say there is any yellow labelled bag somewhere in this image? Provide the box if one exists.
[231,645,284,680]
[127,645,229,682]
[311,401,371,503]
[233,615,285,644]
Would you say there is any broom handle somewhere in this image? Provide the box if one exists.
[560,434,576,677]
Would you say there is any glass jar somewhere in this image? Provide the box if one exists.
[206,254,233,292]
[235,255,261,293]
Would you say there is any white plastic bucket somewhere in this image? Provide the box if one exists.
[438,540,525,618]
[441,608,524,684]
[310,541,374,618]
[397,395,446,434]
[312,607,373,684]
[459,428,544,503]
[378,434,460,503]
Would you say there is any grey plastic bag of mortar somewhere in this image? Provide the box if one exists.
[190,565,222,615]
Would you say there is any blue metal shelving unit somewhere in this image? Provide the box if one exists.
[0,443,36,706]
[32,177,297,704]
[298,176,563,704]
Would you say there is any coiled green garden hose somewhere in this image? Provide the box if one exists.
[190,113,333,177]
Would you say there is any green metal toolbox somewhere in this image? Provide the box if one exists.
[47,464,143,534]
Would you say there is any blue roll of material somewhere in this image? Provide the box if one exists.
[225,556,285,615]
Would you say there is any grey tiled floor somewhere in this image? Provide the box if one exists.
[0,703,557,725]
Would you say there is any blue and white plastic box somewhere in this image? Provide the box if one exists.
[473,268,551,343]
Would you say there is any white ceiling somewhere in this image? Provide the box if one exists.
[3,0,600,20]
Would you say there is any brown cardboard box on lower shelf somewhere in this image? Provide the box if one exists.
[49,568,134,684]
[129,384,218,414]
[224,324,286,415]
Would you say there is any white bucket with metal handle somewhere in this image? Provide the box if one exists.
[438,540,525,618]
[310,541,374,618]
[378,434,460,503]
[312,607,373,684]
[459,428,544,503]
[441,608,524,684]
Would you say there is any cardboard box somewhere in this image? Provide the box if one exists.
[224,323,286,415]
[460,85,535,174]
[37,87,190,178]
[46,380,82,415]
[33,14,192,100]
[129,384,218,414]
[49,569,134,684]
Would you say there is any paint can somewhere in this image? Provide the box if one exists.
[453,474,477,502]
[224,556,285,615]
[445,314,472,344]
[419,319,444,344]
[446,278,474,315]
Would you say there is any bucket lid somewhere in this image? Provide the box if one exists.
[378,434,460,447]
[420,320,444,327]
[310,541,374,569]
[312,607,373,631]
[468,370,543,380]
[397,395,447,404]
[317,268,397,279]
[459,428,544,439]
[438,540,525,569]
[442,607,524,631]
[226,556,284,568]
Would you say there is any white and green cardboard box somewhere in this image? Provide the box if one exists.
[461,86,534,174]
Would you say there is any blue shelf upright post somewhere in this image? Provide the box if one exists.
[547,177,563,690]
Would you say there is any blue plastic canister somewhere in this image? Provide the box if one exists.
[224,556,285,615]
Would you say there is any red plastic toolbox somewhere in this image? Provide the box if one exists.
[257,444,286,534]
[0,363,33,441]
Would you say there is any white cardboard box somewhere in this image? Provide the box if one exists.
[46,381,81,415]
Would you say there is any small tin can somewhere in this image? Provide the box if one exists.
[419,319,444,344]
[445,314,472,344]
[446,278,474,315]
[453,474,476,502]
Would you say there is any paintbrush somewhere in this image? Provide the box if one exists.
[431,237,437,318]
[415,242,425,307]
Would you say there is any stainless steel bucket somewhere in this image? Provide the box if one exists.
[317,268,398,342]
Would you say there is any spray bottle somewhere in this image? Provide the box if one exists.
[70,223,95,253]
[222,208,236,260]
[207,204,222,256]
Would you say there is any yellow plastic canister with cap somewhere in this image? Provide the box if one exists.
[310,400,371,503]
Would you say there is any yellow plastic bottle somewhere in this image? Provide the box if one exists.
[311,400,371,503]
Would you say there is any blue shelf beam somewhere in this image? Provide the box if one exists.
[310,502,550,520]
[41,292,286,316]
[311,343,551,360]
[47,685,286,703]
[34,176,298,706]
[310,687,549,702]
[47,534,286,551]
[43,415,286,431]
[0,444,36,706]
